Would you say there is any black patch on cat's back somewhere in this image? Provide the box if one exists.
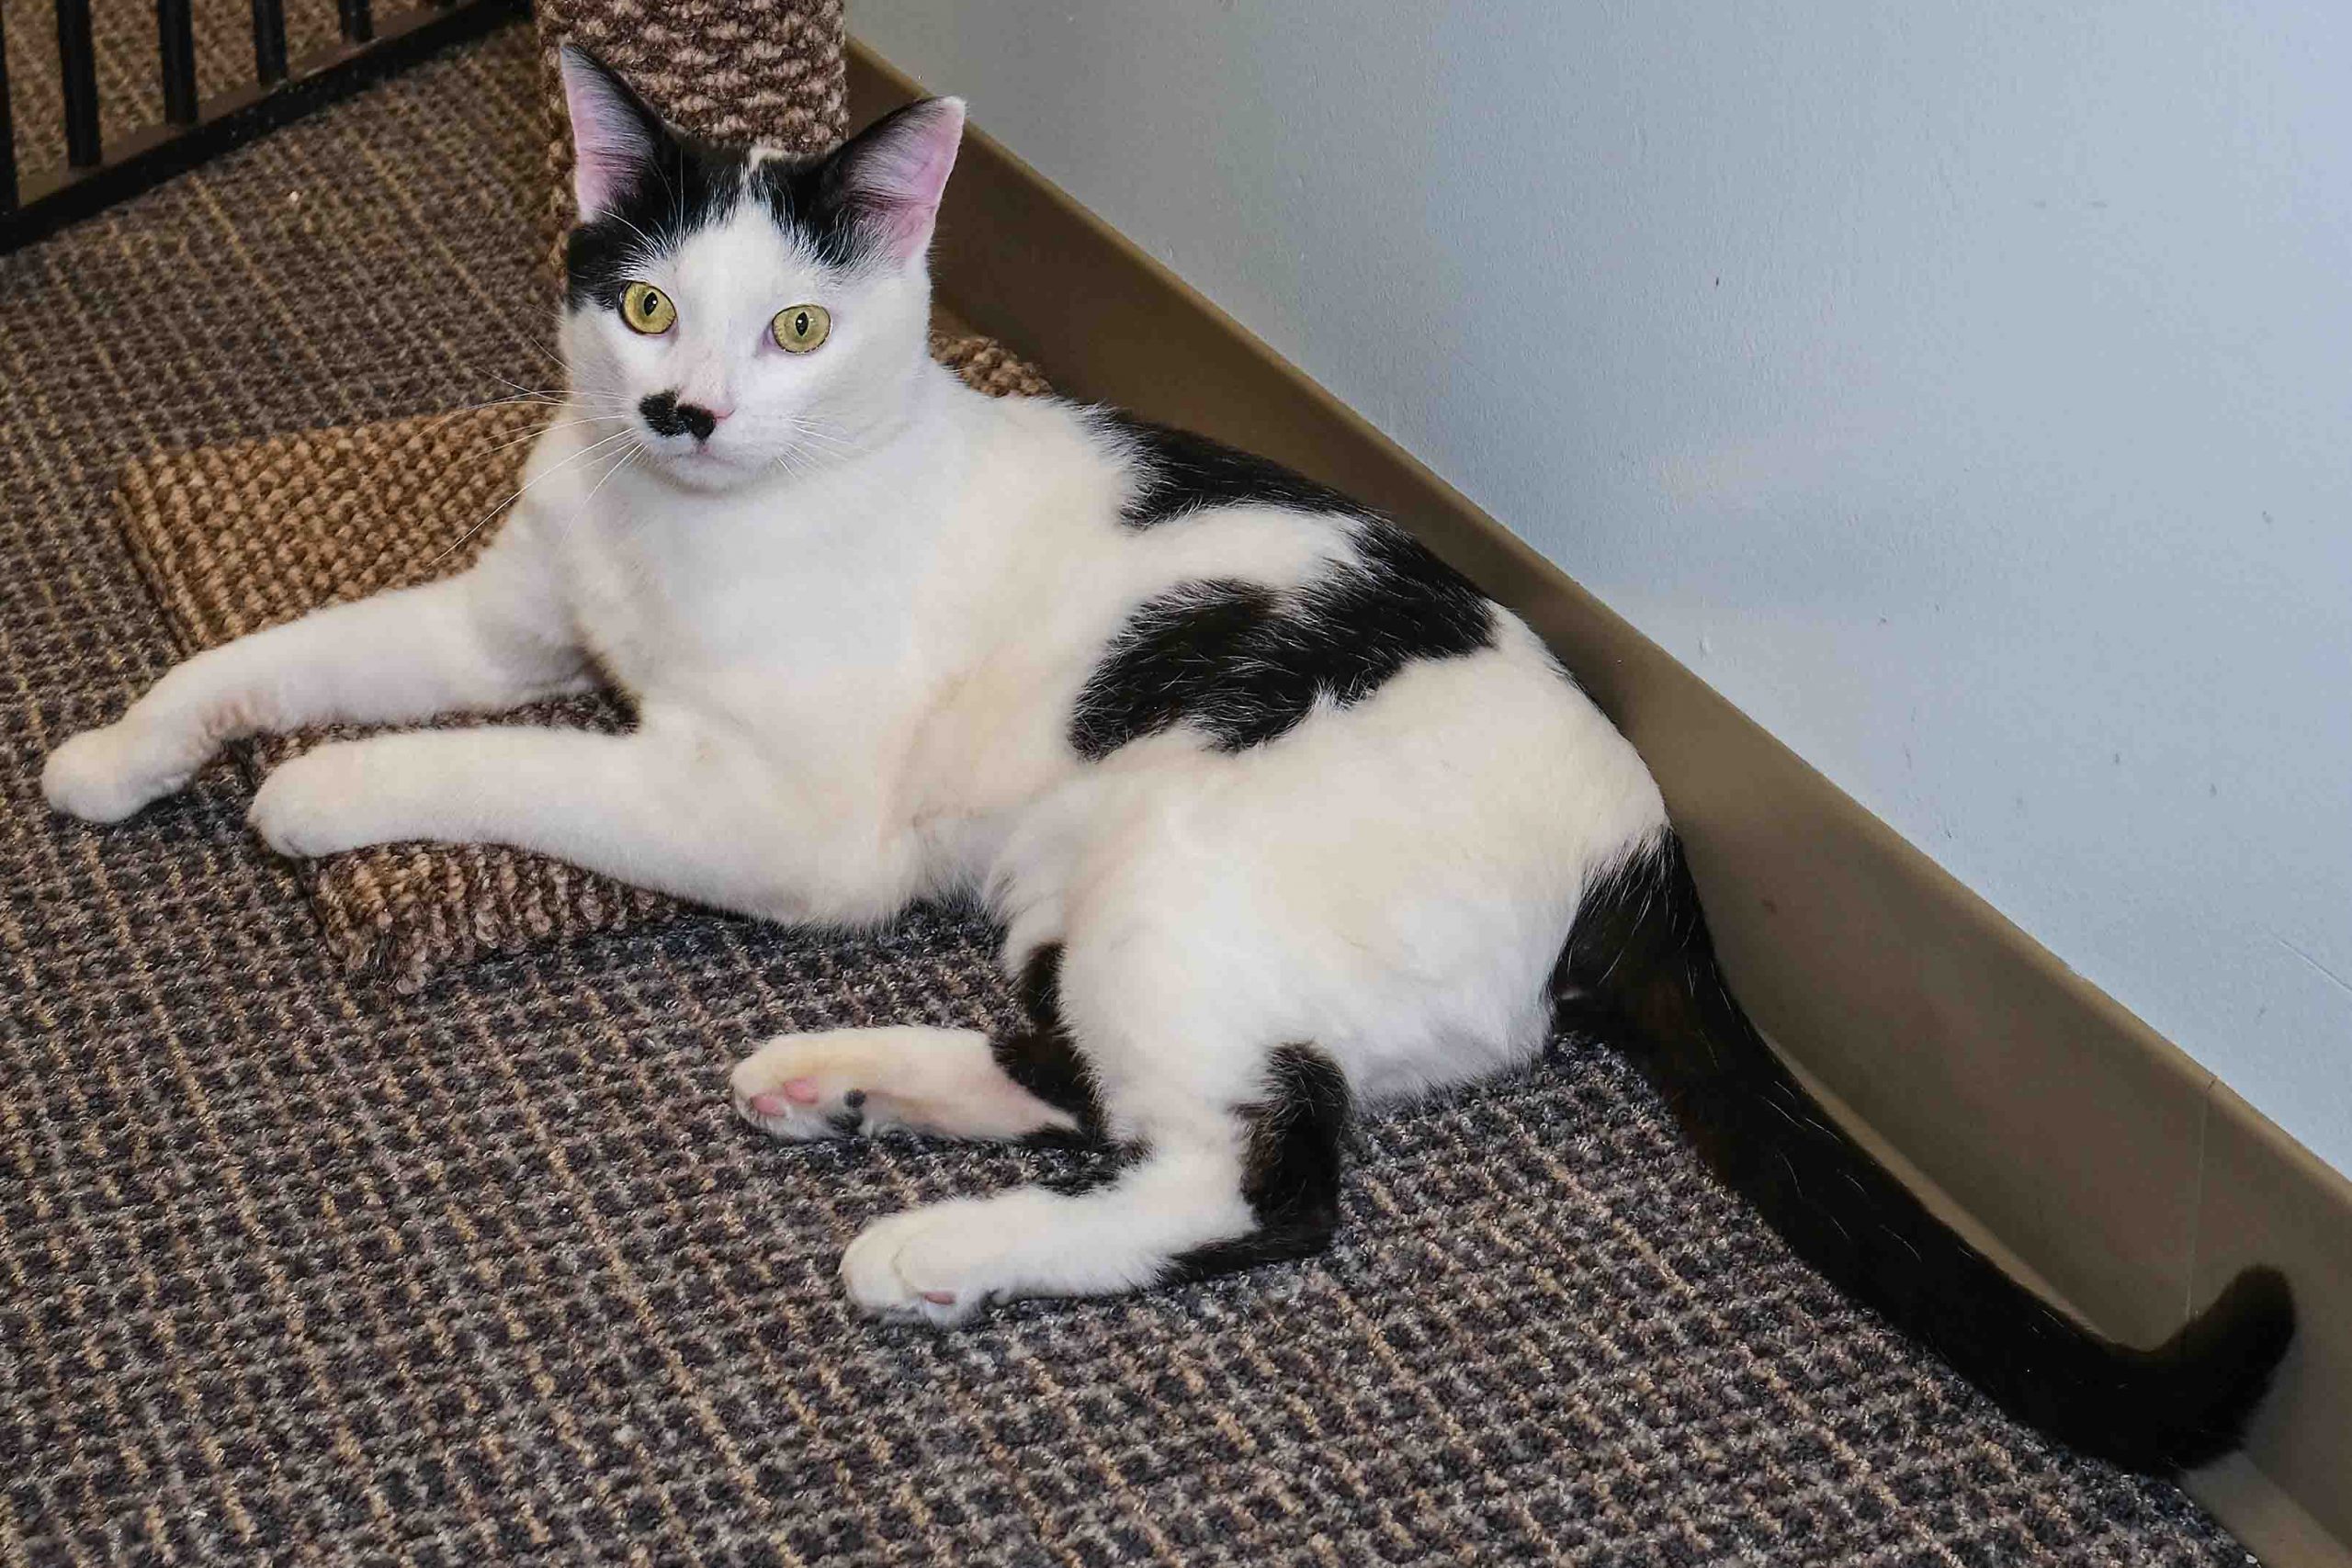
[1165,1044,1351,1282]
[1069,578,1276,758]
[1101,412,1363,529]
[1069,519,1497,759]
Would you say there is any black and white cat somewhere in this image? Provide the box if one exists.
[43,49,2290,1475]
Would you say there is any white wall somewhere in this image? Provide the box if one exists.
[854,1,2352,1175]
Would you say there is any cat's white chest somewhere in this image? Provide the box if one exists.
[552,461,935,738]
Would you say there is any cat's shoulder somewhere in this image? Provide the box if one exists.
[1080,409,1363,532]
[964,393,1377,539]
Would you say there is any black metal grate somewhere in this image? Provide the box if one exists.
[1,0,525,253]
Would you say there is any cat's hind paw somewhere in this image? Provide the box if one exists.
[730,1026,1077,1145]
[729,1040,878,1142]
[839,1200,1021,1327]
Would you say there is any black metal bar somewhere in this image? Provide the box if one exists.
[339,0,376,44]
[158,0,200,125]
[0,1,18,213]
[3,0,525,254]
[55,0,104,169]
[251,0,290,85]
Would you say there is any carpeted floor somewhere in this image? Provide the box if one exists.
[0,24,2260,1566]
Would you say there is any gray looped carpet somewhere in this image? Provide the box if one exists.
[0,25,2256,1565]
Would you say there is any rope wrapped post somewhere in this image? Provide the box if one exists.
[533,0,849,276]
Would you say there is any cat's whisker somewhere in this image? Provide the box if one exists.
[480,413,636,456]
[501,323,574,378]
[774,440,842,470]
[483,370,569,403]
[787,422,854,451]
[574,441,641,516]
[422,427,639,570]
[434,390,572,417]
[603,210,660,259]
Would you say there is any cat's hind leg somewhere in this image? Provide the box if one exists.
[837,1042,1350,1327]
[46,526,584,823]
[729,1026,1087,1144]
[730,944,1102,1144]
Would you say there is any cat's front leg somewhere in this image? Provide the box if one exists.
[44,526,584,825]
[243,740,407,859]
[249,721,921,924]
[247,727,671,863]
[41,705,220,825]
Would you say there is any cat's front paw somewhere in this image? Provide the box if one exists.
[43,722,190,824]
[248,744,379,858]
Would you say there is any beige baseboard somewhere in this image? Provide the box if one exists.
[849,41,2352,1565]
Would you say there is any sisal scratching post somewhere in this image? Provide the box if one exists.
[533,0,850,273]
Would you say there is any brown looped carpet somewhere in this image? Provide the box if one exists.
[0,22,2259,1567]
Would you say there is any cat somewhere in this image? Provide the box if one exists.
[42,46,2290,1476]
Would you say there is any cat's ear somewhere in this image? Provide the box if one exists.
[560,44,664,220]
[831,96,967,265]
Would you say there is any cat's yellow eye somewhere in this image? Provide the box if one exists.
[772,303,831,354]
[620,281,675,335]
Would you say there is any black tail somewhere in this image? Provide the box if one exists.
[1557,831,2294,1475]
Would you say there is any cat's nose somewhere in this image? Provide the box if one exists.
[639,391,723,443]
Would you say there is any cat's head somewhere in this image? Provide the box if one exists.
[557,46,963,492]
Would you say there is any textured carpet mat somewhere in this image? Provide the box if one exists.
[0,22,2257,1567]
[110,333,1049,990]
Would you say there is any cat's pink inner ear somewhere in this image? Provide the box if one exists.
[560,48,655,220]
[853,97,967,263]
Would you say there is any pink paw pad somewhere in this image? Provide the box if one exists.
[749,1078,825,1116]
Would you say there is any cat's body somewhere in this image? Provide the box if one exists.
[42,48,2290,1475]
[515,375,1649,1095]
